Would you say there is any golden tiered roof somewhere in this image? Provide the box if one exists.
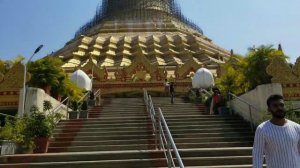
[58,30,230,69]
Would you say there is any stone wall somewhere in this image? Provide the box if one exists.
[17,87,68,118]
[230,83,283,126]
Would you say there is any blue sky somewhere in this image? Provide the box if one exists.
[0,0,299,62]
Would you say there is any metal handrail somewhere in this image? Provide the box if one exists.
[143,89,184,168]
[94,89,102,106]
[51,97,70,114]
[77,89,100,110]
[228,92,259,133]
[200,88,213,96]
[94,89,101,98]
[0,113,18,119]
[143,89,158,146]
[157,108,184,168]
[229,92,260,112]
[78,92,90,104]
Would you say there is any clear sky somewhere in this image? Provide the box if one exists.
[0,0,299,62]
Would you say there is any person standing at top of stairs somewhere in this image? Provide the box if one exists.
[252,94,300,168]
[164,79,170,97]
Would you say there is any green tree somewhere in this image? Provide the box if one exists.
[216,54,249,95]
[217,45,287,95]
[244,45,287,90]
[0,55,25,74]
[27,57,83,100]
[27,57,64,93]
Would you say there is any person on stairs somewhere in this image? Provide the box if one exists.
[252,94,300,168]
[164,79,170,96]
[169,82,175,104]
[210,88,221,115]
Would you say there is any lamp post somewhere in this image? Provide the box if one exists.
[21,45,44,117]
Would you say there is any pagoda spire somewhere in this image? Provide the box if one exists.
[278,43,283,51]
[75,0,203,37]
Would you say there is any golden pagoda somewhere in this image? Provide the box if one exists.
[53,0,231,96]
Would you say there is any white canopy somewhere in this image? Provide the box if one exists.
[71,70,92,91]
[192,68,214,89]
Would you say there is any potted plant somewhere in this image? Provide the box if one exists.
[0,118,34,155]
[26,111,51,153]
[25,101,63,153]
[79,101,89,119]
[0,119,19,155]
[68,101,79,120]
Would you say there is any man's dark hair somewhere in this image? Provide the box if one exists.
[267,94,284,107]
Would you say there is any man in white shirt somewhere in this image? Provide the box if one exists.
[253,94,300,168]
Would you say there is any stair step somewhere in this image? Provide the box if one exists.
[57,120,246,127]
[166,121,248,127]
[0,158,167,168]
[174,137,253,143]
[172,132,254,138]
[179,147,252,157]
[48,144,157,152]
[162,118,242,122]
[50,139,154,147]
[53,130,152,137]
[99,108,145,111]
[91,113,147,117]
[169,123,250,129]
[58,120,151,125]
[184,165,266,168]
[0,150,164,164]
[53,134,154,141]
[56,124,250,133]
[57,122,153,128]
[54,126,152,133]
[181,156,252,166]
[162,115,239,118]
[61,116,149,121]
[176,141,253,149]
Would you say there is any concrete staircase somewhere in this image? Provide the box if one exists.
[152,97,255,168]
[0,98,167,168]
[0,97,257,168]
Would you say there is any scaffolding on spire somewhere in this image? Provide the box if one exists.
[75,0,203,37]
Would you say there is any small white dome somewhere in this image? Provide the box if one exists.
[192,68,214,89]
[71,70,92,91]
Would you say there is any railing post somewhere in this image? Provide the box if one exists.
[148,97,151,113]
[98,94,101,106]
[154,116,159,149]
[67,99,69,119]
[158,114,163,150]
[166,139,173,168]
[248,105,254,133]
[228,92,233,116]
